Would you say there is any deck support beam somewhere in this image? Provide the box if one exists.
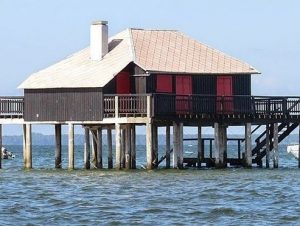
[245,123,252,168]
[165,125,171,169]
[97,127,103,169]
[84,128,91,169]
[265,124,270,168]
[68,123,74,170]
[125,124,131,169]
[115,123,121,170]
[273,123,279,168]
[107,128,113,169]
[214,123,227,168]
[131,125,136,169]
[197,126,203,168]
[146,123,153,169]
[55,124,62,169]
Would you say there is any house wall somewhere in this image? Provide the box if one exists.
[24,88,103,122]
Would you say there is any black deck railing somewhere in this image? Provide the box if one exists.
[0,96,24,118]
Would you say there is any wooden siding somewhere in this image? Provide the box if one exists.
[24,88,103,122]
[233,75,251,95]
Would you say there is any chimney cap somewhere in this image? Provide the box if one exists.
[92,20,108,25]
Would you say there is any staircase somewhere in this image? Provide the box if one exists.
[251,123,298,165]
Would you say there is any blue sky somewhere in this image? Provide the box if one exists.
[0,0,299,135]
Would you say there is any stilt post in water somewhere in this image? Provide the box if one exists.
[68,123,74,170]
[197,125,202,168]
[165,125,171,169]
[0,124,2,169]
[84,127,91,169]
[266,124,270,168]
[107,128,113,169]
[131,125,136,169]
[125,124,131,169]
[97,127,103,169]
[273,123,279,168]
[146,122,153,169]
[115,123,121,170]
[55,124,62,169]
[245,123,252,168]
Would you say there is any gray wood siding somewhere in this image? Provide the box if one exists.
[24,88,103,122]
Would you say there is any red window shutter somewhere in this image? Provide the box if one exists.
[156,75,173,93]
[116,72,130,94]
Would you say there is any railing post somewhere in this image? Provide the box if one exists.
[147,95,151,118]
[115,96,119,118]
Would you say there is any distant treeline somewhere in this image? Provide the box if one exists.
[2,133,298,146]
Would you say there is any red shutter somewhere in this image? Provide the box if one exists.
[156,75,172,93]
[216,76,233,113]
[116,72,130,94]
[176,75,192,113]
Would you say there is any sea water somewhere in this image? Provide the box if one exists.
[1,144,300,225]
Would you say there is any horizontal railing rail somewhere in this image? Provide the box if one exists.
[103,94,150,117]
[0,96,24,117]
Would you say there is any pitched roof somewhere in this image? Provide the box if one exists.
[19,28,259,89]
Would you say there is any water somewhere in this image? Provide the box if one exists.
[1,145,300,225]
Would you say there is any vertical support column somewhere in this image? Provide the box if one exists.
[152,124,158,168]
[146,122,153,169]
[23,124,26,165]
[214,123,226,168]
[121,128,126,168]
[107,128,113,169]
[245,123,252,168]
[197,125,202,168]
[273,123,279,168]
[0,124,2,169]
[131,125,136,169]
[84,128,91,169]
[265,124,270,168]
[97,127,103,169]
[178,123,184,169]
[115,123,121,170]
[23,124,32,169]
[165,125,171,169]
[298,124,300,168]
[173,122,179,169]
[91,130,98,168]
[55,124,62,169]
[125,124,131,169]
[68,123,74,170]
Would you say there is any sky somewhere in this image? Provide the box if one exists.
[0,0,300,135]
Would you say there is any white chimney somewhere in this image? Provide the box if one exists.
[90,20,108,60]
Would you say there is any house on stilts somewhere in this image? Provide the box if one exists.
[1,20,300,169]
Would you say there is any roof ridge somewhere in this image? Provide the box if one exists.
[130,28,178,32]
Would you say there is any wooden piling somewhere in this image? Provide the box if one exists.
[91,130,98,168]
[173,122,179,169]
[115,123,121,170]
[197,125,202,168]
[121,128,126,168]
[68,123,74,170]
[298,124,300,168]
[146,122,153,169]
[84,128,91,169]
[265,124,270,168]
[97,127,103,169]
[0,124,2,169]
[165,125,171,169]
[178,123,184,169]
[273,123,279,168]
[55,124,62,169]
[125,124,131,169]
[152,124,158,168]
[131,125,136,169]
[214,123,226,168]
[245,123,252,168]
[107,128,113,169]
[23,124,32,169]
